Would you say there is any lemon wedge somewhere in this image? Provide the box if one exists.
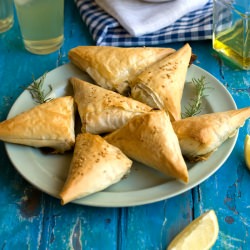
[245,134,250,169]
[167,210,219,250]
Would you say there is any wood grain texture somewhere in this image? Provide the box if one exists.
[190,41,250,249]
[0,0,250,249]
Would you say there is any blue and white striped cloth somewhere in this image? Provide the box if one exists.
[75,0,213,46]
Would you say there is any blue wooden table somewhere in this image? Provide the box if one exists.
[0,0,250,249]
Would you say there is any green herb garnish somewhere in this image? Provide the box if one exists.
[182,76,211,118]
[27,72,53,104]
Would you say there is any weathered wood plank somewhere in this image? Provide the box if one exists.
[122,192,193,250]
[39,199,119,249]
[192,41,250,249]
[0,148,43,248]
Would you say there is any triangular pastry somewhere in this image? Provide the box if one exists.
[70,77,152,134]
[60,133,132,204]
[131,43,192,121]
[172,107,250,162]
[68,46,175,95]
[105,110,189,183]
[0,96,75,153]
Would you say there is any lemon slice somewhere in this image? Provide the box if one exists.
[245,135,250,169]
[167,210,219,250]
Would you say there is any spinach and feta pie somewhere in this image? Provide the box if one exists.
[131,43,192,121]
[105,110,189,183]
[70,77,152,134]
[0,96,75,153]
[68,45,175,95]
[172,107,250,161]
[60,133,132,204]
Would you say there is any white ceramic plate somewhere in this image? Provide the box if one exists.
[5,63,237,207]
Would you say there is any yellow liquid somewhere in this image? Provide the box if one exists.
[213,19,250,70]
[14,0,64,54]
[0,0,13,33]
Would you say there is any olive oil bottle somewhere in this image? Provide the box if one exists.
[213,0,250,70]
[213,19,250,70]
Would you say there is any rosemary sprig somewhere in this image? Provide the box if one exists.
[182,76,211,118]
[26,72,53,104]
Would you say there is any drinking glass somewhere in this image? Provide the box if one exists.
[14,0,64,55]
[0,0,14,33]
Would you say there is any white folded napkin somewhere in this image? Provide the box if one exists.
[95,0,209,37]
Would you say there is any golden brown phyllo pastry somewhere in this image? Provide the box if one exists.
[130,43,192,121]
[3,43,249,206]
[0,96,75,153]
[60,133,132,205]
[172,107,250,162]
[70,77,152,134]
[105,110,189,183]
[68,46,175,95]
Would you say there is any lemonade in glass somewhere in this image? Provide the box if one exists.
[14,0,64,54]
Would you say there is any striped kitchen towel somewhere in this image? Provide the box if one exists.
[75,0,213,46]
